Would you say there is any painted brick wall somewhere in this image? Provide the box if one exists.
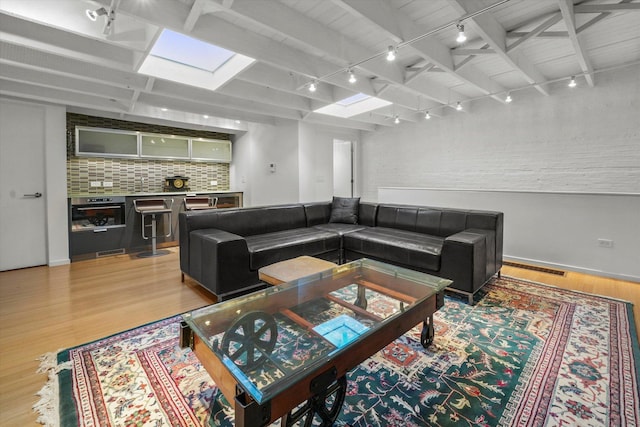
[66,113,231,195]
[359,64,640,200]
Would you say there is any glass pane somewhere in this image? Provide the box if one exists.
[77,129,137,155]
[191,139,231,161]
[183,259,451,403]
[141,134,189,158]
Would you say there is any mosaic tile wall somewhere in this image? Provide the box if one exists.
[67,113,231,195]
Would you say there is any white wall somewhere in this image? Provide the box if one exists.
[44,104,69,266]
[361,64,640,281]
[361,64,640,200]
[298,122,360,202]
[232,120,300,207]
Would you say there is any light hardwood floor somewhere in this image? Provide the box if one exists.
[1,249,638,426]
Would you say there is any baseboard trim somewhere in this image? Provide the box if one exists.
[504,256,640,283]
[48,258,70,267]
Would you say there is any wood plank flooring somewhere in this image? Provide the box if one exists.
[1,249,638,426]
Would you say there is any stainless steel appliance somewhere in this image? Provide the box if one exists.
[70,197,126,231]
[69,196,126,259]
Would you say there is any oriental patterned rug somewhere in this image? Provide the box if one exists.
[34,276,640,427]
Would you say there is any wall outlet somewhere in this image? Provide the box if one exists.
[103,181,113,187]
[90,181,102,187]
[597,238,614,248]
[210,180,218,186]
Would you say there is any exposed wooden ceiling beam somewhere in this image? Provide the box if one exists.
[452,48,496,55]
[507,13,562,52]
[507,31,568,38]
[574,3,640,13]
[205,0,452,107]
[446,0,550,96]
[558,0,595,87]
[336,0,507,106]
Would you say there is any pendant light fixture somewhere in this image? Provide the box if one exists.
[386,46,397,61]
[308,80,317,92]
[394,115,400,124]
[456,23,467,43]
[505,93,512,103]
[348,69,357,84]
[456,101,463,111]
[568,76,577,88]
[85,7,108,21]
[425,111,431,119]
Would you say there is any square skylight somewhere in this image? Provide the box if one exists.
[138,29,255,91]
[314,93,392,118]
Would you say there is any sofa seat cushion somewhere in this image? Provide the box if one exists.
[312,223,368,236]
[246,228,340,270]
[343,227,443,271]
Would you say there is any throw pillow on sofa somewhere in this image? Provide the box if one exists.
[329,196,360,224]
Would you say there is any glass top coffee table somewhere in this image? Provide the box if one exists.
[180,258,451,427]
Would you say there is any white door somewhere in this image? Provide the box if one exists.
[0,101,47,270]
[333,140,353,197]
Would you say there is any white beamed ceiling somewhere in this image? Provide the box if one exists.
[1,0,639,133]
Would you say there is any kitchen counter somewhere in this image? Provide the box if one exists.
[68,190,243,260]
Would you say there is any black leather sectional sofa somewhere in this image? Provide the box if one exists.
[179,198,503,303]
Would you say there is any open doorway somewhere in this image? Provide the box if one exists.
[333,139,353,197]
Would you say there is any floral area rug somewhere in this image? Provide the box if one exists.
[34,276,640,426]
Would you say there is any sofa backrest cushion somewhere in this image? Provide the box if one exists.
[211,204,307,236]
[376,205,418,232]
[377,204,501,238]
[304,202,331,226]
[439,210,468,236]
[358,203,378,227]
[416,209,441,235]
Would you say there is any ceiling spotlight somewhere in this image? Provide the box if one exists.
[456,101,463,111]
[456,23,467,43]
[394,115,400,124]
[161,107,168,112]
[568,76,577,88]
[308,80,317,92]
[505,93,512,103]
[203,114,209,119]
[348,70,357,84]
[86,7,108,21]
[386,46,397,62]
[425,111,431,119]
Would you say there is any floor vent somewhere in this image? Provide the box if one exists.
[504,261,566,276]
[97,248,126,258]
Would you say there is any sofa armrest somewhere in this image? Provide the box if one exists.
[190,229,258,298]
[440,231,486,294]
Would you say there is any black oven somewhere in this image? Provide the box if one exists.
[70,197,126,231]
[69,196,127,260]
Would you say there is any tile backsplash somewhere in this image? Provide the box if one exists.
[67,113,231,195]
[67,157,229,194]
